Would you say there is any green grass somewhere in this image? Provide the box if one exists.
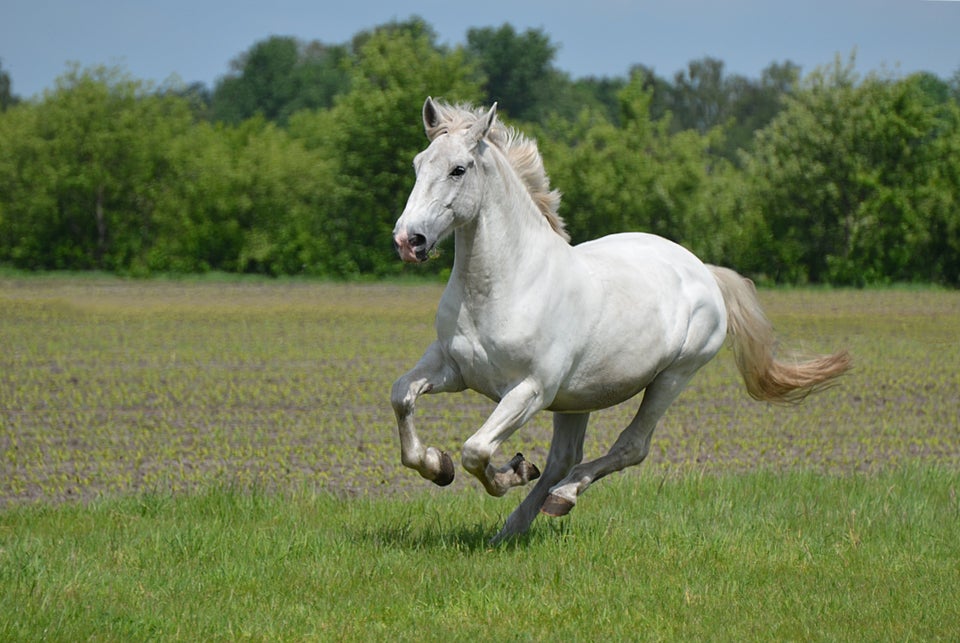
[2,468,958,640]
[1,275,959,639]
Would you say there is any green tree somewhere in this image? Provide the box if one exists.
[146,118,338,275]
[542,76,720,251]
[667,57,734,135]
[289,21,482,276]
[723,61,801,158]
[743,57,960,284]
[211,36,350,124]
[0,59,19,110]
[465,24,564,123]
[950,66,960,103]
[0,65,193,270]
[0,65,340,276]
[158,80,212,119]
[566,75,627,126]
[655,57,798,159]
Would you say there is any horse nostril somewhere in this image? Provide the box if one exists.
[408,233,427,249]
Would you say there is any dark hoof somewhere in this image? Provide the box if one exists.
[433,451,455,487]
[541,493,575,517]
[518,460,541,483]
[509,453,541,483]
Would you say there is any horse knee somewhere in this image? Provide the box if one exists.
[392,376,426,417]
[461,436,491,477]
[390,380,409,413]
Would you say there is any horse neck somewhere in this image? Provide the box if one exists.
[451,151,565,300]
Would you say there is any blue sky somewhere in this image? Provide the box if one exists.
[3,0,958,99]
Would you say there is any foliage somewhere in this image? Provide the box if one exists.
[743,57,960,284]
[542,78,722,251]
[289,20,482,276]
[210,35,351,124]
[0,20,958,283]
[646,58,801,159]
[0,68,340,276]
[148,118,340,276]
[466,24,564,123]
[0,66,194,271]
[0,59,18,110]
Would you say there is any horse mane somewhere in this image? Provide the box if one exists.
[424,101,570,242]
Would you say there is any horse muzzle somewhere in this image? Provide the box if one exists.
[393,230,430,263]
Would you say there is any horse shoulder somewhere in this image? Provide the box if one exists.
[434,252,593,397]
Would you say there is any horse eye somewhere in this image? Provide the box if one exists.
[450,165,467,178]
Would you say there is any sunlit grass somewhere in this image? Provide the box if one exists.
[1,468,958,640]
[1,275,958,639]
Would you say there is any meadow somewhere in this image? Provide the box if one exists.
[1,275,959,640]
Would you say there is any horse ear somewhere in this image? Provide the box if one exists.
[423,97,441,139]
[467,102,498,145]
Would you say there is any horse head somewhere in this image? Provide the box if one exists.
[393,98,497,263]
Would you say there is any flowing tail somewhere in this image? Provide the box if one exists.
[708,266,852,404]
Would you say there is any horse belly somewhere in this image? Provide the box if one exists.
[547,337,665,412]
[548,379,650,412]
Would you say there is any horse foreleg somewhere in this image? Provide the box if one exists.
[490,412,589,545]
[542,369,694,516]
[461,378,549,497]
[391,342,464,486]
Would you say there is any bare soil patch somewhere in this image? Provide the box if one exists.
[2,278,958,506]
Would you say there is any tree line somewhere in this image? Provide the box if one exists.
[1,18,959,284]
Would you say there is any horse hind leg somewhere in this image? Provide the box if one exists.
[490,412,589,545]
[542,369,695,516]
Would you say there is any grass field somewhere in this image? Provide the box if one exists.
[1,275,959,640]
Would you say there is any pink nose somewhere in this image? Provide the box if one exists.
[393,230,421,263]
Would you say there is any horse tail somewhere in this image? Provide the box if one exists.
[708,265,852,404]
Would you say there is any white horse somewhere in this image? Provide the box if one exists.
[391,98,851,544]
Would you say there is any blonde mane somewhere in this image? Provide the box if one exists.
[424,101,569,242]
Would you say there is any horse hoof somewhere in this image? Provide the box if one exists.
[433,451,455,486]
[509,453,541,483]
[541,493,575,517]
[518,459,541,482]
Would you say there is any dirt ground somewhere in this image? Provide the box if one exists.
[2,278,958,506]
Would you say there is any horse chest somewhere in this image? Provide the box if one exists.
[439,313,537,401]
